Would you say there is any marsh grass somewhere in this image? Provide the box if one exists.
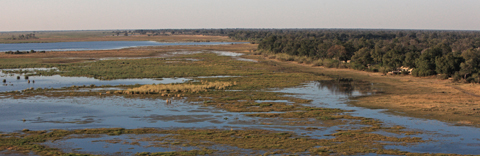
[121,81,235,95]
[21,53,272,80]
[136,149,215,156]
[0,127,430,156]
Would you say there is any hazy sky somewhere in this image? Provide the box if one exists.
[1,0,479,31]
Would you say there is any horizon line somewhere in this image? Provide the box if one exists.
[2,28,480,33]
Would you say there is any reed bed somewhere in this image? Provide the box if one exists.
[118,81,235,95]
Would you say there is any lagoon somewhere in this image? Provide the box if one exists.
[0,41,245,52]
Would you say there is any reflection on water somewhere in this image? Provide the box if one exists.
[0,70,191,93]
[315,80,379,97]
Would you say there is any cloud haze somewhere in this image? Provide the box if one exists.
[1,0,479,31]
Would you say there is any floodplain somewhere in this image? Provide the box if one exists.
[1,33,480,156]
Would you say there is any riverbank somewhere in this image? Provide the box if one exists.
[247,54,480,126]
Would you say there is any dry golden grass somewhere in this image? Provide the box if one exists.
[119,81,235,95]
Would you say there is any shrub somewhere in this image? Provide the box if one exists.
[412,69,436,77]
[323,59,339,68]
[401,70,410,75]
[469,73,480,83]
[304,57,314,64]
[452,72,462,82]
[312,59,323,67]
[276,53,295,61]
[379,67,389,75]
[466,77,475,83]
[437,74,449,80]
[350,62,365,70]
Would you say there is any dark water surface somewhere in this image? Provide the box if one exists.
[0,41,245,52]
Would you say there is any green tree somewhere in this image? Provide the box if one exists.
[327,45,347,61]
[412,47,443,77]
[382,50,404,70]
[460,48,480,79]
[403,52,418,68]
[351,48,373,67]
[435,53,463,76]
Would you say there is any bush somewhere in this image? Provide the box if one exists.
[452,72,462,82]
[469,73,480,83]
[466,77,476,83]
[304,57,314,64]
[437,74,449,80]
[379,67,389,75]
[412,69,436,77]
[276,53,295,61]
[350,62,365,70]
[295,56,307,64]
[323,59,339,68]
[371,68,379,72]
[312,59,323,67]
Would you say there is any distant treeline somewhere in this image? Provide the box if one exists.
[133,29,480,82]
[132,29,240,36]
[4,50,45,54]
[6,33,38,40]
[230,29,480,82]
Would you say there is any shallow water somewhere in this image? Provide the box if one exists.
[0,70,191,92]
[274,81,480,154]
[0,96,252,132]
[0,41,246,52]
[211,51,257,62]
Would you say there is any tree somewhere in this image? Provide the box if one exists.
[435,53,463,76]
[460,48,480,79]
[351,48,373,67]
[370,45,384,64]
[403,52,418,68]
[327,45,347,61]
[412,47,443,77]
[382,50,404,70]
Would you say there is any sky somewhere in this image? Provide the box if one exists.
[1,0,479,31]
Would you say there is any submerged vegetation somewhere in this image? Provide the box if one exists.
[0,125,430,156]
